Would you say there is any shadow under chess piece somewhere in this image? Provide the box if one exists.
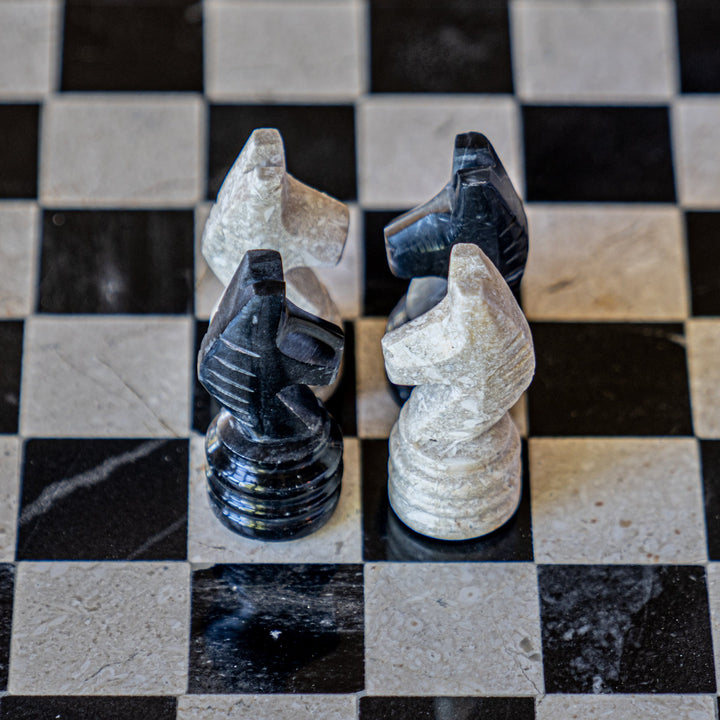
[385,132,529,403]
[382,243,535,541]
[198,249,344,541]
[201,128,349,401]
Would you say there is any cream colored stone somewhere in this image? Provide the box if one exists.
[536,695,716,720]
[178,695,356,720]
[382,244,535,540]
[0,437,20,562]
[188,434,362,563]
[0,202,38,317]
[687,319,720,439]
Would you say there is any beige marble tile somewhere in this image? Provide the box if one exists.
[205,0,363,101]
[178,695,356,720]
[0,1,60,98]
[673,98,720,209]
[703,564,720,695]
[21,317,192,437]
[358,96,522,209]
[687,319,720,439]
[0,202,38,317]
[365,562,543,695]
[40,96,204,207]
[511,0,676,102]
[536,694,716,720]
[355,317,399,438]
[9,562,190,694]
[530,438,706,564]
[523,205,688,321]
[0,437,20,562]
[188,435,362,563]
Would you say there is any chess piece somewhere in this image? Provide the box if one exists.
[198,249,344,541]
[382,243,535,541]
[201,128,349,401]
[385,132,529,402]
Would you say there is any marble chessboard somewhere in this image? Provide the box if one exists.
[1,1,720,718]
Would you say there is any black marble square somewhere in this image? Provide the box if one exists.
[0,696,177,720]
[324,321,357,437]
[370,0,513,93]
[676,0,720,93]
[189,563,365,693]
[538,564,716,694]
[0,564,13,691]
[361,439,533,562]
[17,438,188,561]
[701,441,720,561]
[522,106,675,202]
[39,210,194,314]
[363,211,410,316]
[360,696,535,720]
[61,0,203,92]
[208,105,356,202]
[0,105,39,199]
[0,321,23,435]
[527,322,693,436]
[686,212,720,317]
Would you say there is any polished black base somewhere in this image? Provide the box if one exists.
[205,409,343,541]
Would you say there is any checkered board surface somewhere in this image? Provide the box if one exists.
[1,0,720,718]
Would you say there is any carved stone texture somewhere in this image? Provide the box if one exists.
[198,249,344,541]
[381,243,535,540]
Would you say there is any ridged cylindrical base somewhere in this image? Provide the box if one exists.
[205,409,343,541]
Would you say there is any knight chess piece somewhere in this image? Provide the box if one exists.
[198,249,344,541]
[385,131,529,402]
[201,127,349,400]
[381,243,535,541]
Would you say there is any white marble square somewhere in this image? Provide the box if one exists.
[536,695,716,720]
[355,317,399,439]
[0,437,20,562]
[687,320,720,439]
[9,562,190,694]
[40,96,204,207]
[530,438,706,564]
[365,562,543,695]
[510,0,675,102]
[704,563,720,695]
[673,98,720,209]
[358,96,522,209]
[0,202,39,317]
[205,0,364,101]
[178,695,356,720]
[21,317,192,438]
[522,205,688,321]
[313,204,363,320]
[188,435,362,563]
[0,1,60,98]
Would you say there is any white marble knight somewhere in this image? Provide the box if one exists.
[382,243,535,541]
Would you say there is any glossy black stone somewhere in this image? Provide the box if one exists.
[62,0,203,91]
[0,564,13,691]
[0,105,39,198]
[370,0,513,94]
[208,105,356,201]
[676,0,720,93]
[686,212,720,316]
[700,441,720,561]
[189,564,364,693]
[360,696,535,720]
[523,106,676,202]
[361,439,533,562]
[324,321,358,437]
[527,322,693,436]
[385,133,528,286]
[198,250,344,541]
[0,321,23,435]
[364,211,411,316]
[39,210,194,314]
[0,696,177,720]
[17,439,188,561]
[538,565,716,693]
